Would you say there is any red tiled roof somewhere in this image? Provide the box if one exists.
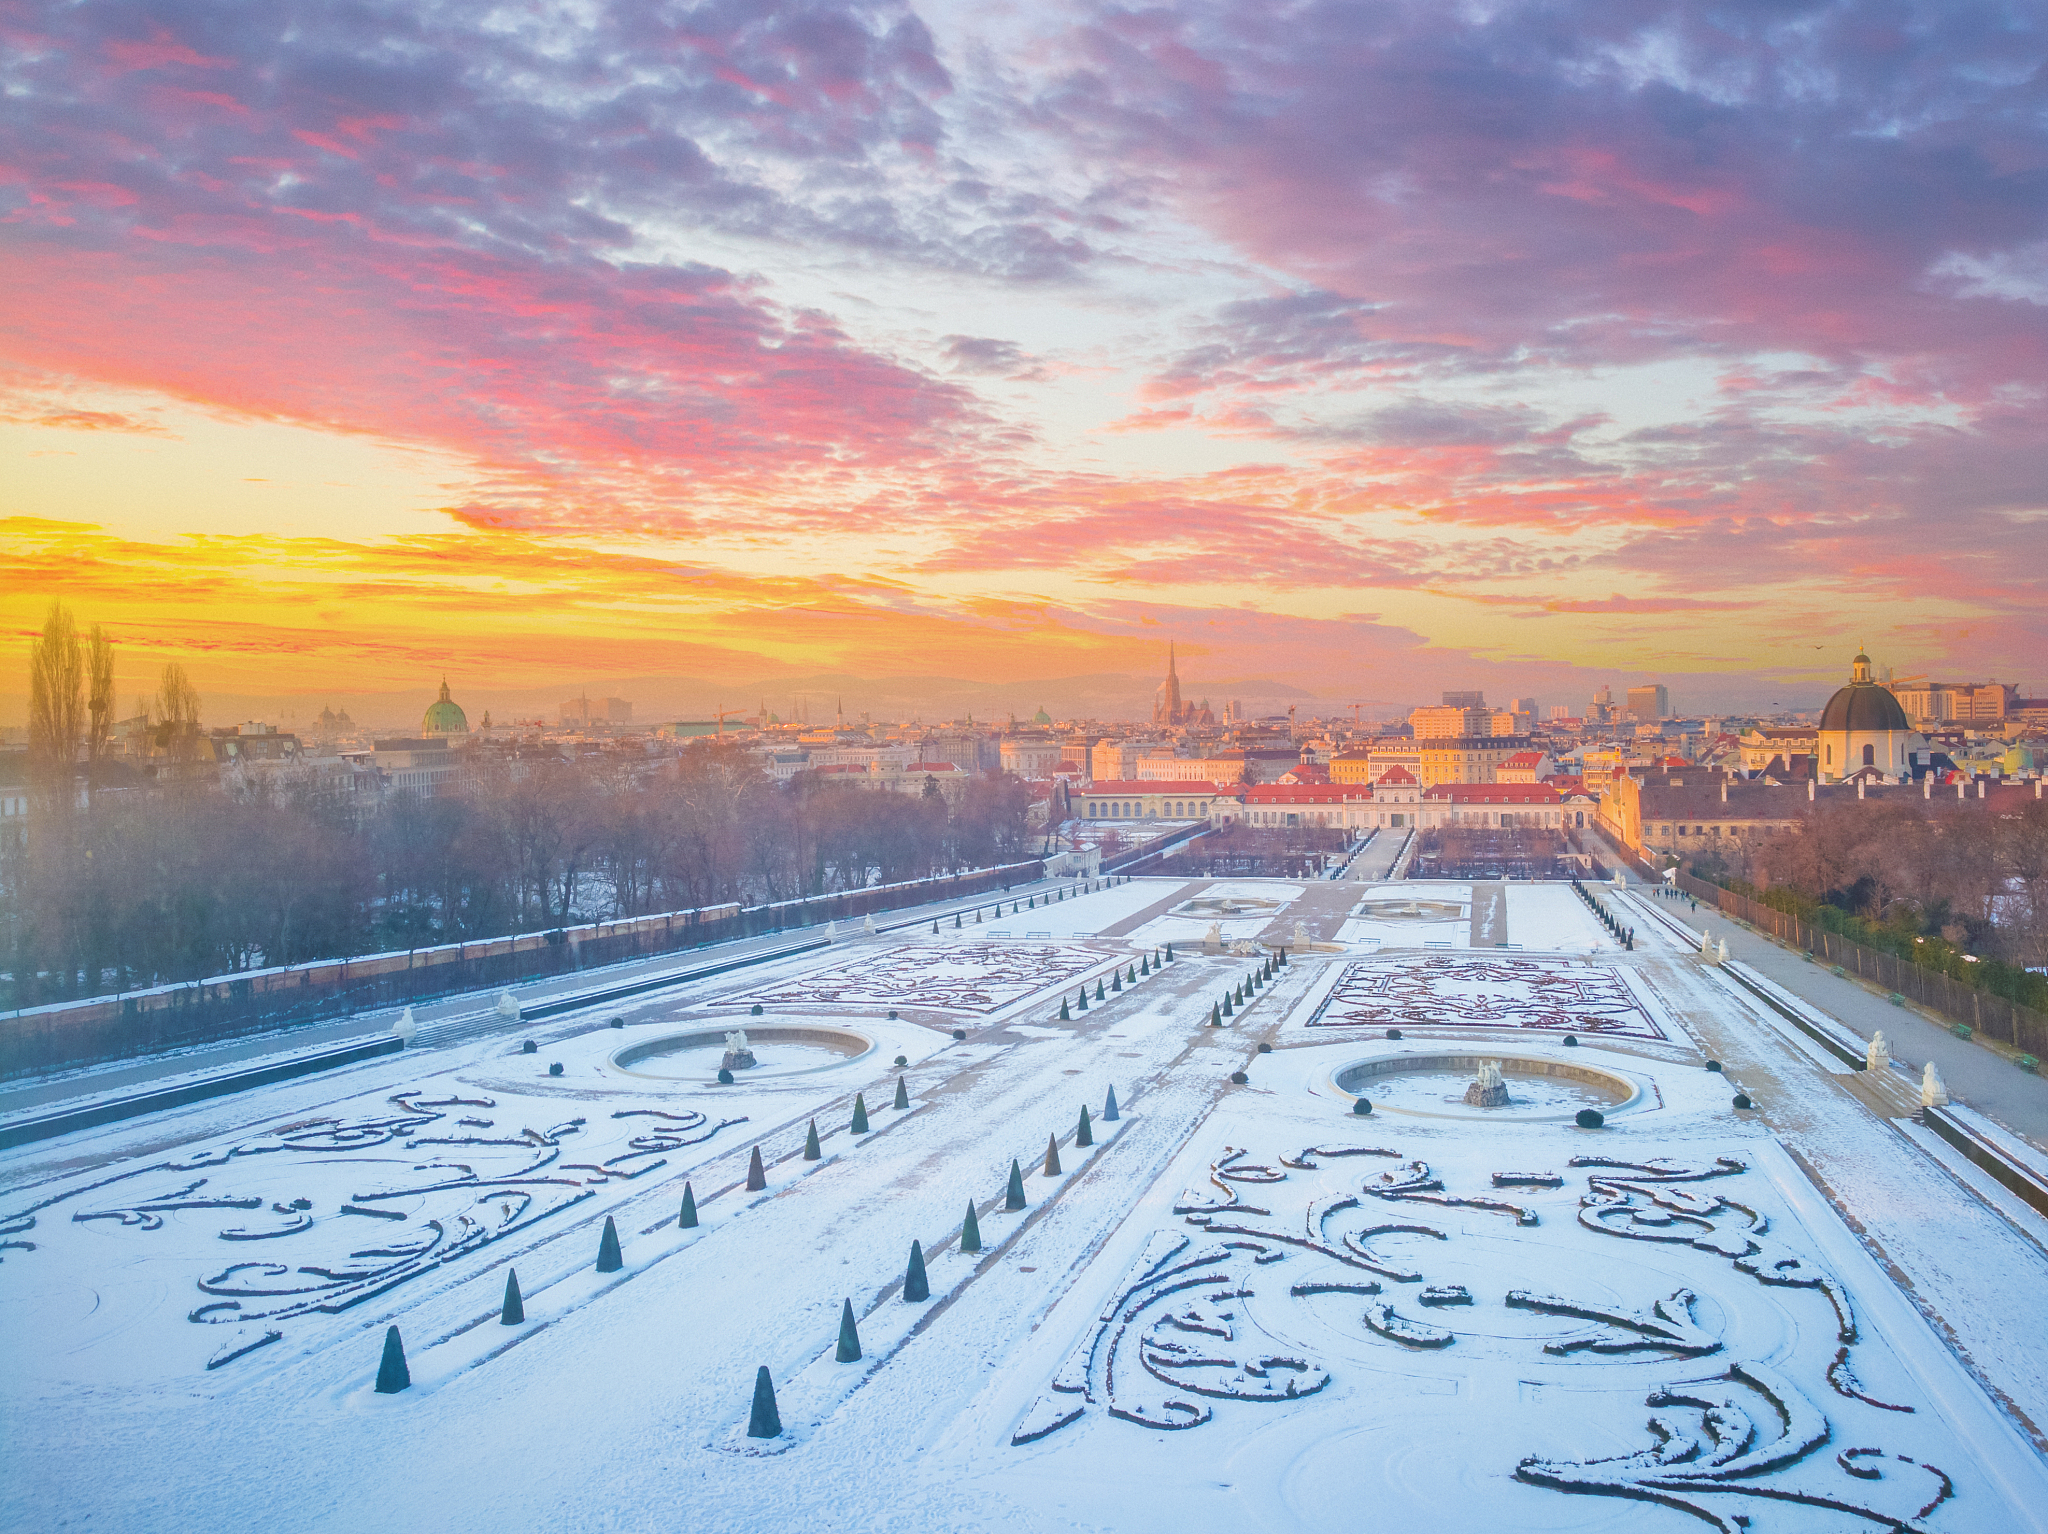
[1373,765,1419,785]
[1422,783,1564,804]
[1501,751,1544,768]
[1080,780,1224,795]
[1244,783,1349,803]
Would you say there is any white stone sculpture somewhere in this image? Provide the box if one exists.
[1921,1061,1949,1109]
[863,913,878,935]
[1717,938,1730,964]
[1293,921,1312,949]
[721,1029,757,1071]
[825,920,838,941]
[1866,1030,1891,1073]
[1204,922,1224,950]
[495,990,521,1020]
[1463,1059,1511,1108]
[391,1006,417,1043]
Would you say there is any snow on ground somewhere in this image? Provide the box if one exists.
[6,876,2047,1534]
[1504,882,1616,952]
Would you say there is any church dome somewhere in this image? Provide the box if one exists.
[1819,653,1907,734]
[422,678,471,735]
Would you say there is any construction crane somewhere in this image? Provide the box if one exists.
[714,707,743,737]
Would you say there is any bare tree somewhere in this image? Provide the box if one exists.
[84,625,116,796]
[28,602,83,800]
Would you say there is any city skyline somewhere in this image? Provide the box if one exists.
[6,1,2046,715]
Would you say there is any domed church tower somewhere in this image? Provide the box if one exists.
[421,678,471,736]
[1817,651,1916,783]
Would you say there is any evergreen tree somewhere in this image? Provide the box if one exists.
[747,1366,782,1438]
[746,1146,767,1191]
[1005,1159,1026,1210]
[851,1093,870,1134]
[374,1325,411,1394]
[903,1239,930,1302]
[1043,1133,1062,1176]
[836,1298,863,1363]
[960,1201,982,1253]
[1076,1105,1093,1147]
[679,1184,698,1228]
[596,1215,623,1272]
[803,1120,822,1160]
[501,1269,524,1325]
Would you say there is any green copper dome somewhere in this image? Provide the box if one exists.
[422,678,470,734]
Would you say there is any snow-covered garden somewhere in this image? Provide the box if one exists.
[4,876,2044,1532]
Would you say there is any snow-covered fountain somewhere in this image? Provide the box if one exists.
[1332,1051,1639,1121]
[611,1025,874,1082]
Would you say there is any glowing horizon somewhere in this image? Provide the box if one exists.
[5,0,2045,719]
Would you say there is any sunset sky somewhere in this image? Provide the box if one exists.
[4,0,2045,721]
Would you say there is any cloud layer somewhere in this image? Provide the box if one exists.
[4,0,2044,703]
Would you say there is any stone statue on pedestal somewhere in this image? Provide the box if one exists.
[721,1029,757,1071]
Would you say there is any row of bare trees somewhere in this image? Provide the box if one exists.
[1690,797,2048,964]
[6,606,1034,1006]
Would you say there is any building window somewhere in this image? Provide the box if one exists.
[1862,744,1875,766]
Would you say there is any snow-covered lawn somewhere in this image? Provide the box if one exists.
[4,875,2045,1533]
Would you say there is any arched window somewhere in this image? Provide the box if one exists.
[1862,744,1875,766]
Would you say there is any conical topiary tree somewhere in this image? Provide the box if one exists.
[501,1268,525,1325]
[746,1146,767,1192]
[1076,1105,1093,1147]
[1111,972,1122,992]
[596,1215,623,1273]
[851,1093,870,1134]
[1078,988,1088,1012]
[804,1120,822,1160]
[837,1298,862,1363]
[374,1325,411,1394]
[1005,1159,1026,1210]
[1095,980,1106,1001]
[1139,955,1149,975]
[954,912,961,928]
[960,1200,982,1254]
[1211,1003,1222,1026]
[1165,942,1174,962]
[747,1365,782,1438]
[1043,1133,1062,1176]
[893,1076,910,1111]
[1103,1085,1119,1122]
[679,1184,698,1228]
[1222,993,1233,1017]
[903,1239,930,1302]
[1059,998,1070,1021]
[1127,965,1136,984]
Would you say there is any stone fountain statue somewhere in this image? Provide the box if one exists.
[1203,922,1224,951]
[1293,920,1312,949]
[721,1029,757,1071]
[1463,1059,1512,1108]
[1866,1030,1890,1073]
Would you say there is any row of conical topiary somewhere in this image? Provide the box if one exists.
[374,1086,1124,1398]
[1209,950,1287,1026]
[1059,946,1171,1019]
[745,1087,1122,1436]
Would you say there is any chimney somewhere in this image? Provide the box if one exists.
[1807,779,1815,802]
[1923,778,1930,799]
[1977,778,1985,799]
[1720,781,1728,804]
[1857,780,1865,800]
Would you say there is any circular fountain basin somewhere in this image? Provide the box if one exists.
[1330,1052,1641,1121]
[611,1026,874,1082]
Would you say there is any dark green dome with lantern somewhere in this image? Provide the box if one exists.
[1819,653,1908,734]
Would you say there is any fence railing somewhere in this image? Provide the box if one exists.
[1673,870,2048,1057]
[2,859,1045,1078]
